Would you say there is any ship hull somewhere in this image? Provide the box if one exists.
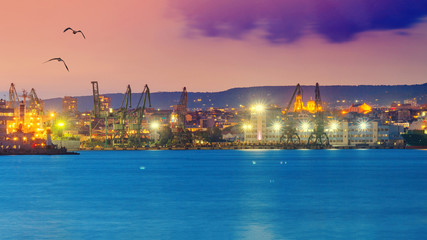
[402,130,427,149]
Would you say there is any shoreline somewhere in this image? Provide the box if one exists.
[77,145,409,151]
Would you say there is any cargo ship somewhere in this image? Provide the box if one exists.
[401,114,427,149]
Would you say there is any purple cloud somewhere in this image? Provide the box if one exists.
[172,0,427,43]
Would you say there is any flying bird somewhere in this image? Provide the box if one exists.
[63,27,86,39]
[44,58,69,72]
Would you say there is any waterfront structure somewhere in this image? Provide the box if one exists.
[325,121,404,147]
[244,104,404,146]
[62,96,78,114]
[0,100,14,140]
[244,105,282,143]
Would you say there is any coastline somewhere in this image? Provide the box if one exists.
[78,145,409,151]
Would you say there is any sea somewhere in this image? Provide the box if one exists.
[0,149,426,240]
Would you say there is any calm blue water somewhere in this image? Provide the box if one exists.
[0,149,426,239]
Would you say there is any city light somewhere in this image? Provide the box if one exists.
[243,124,252,130]
[300,121,311,132]
[273,122,282,131]
[57,122,65,127]
[151,121,160,129]
[255,104,264,112]
[359,121,369,130]
[329,121,339,131]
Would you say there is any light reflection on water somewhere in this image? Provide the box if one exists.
[0,149,426,239]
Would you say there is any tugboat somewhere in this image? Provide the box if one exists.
[401,113,427,149]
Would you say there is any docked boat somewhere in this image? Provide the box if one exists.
[401,114,427,149]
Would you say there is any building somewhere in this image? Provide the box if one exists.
[345,103,372,114]
[404,98,417,106]
[300,120,404,147]
[99,96,111,111]
[243,105,404,146]
[0,100,14,140]
[244,106,282,143]
[62,96,78,114]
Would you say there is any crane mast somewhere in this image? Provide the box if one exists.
[113,85,132,146]
[129,84,151,146]
[28,88,44,115]
[280,84,301,146]
[307,83,329,148]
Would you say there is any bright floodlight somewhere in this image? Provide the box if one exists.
[301,121,310,132]
[359,121,368,130]
[330,121,339,131]
[151,121,160,129]
[57,122,65,127]
[254,104,265,112]
[243,124,252,130]
[273,122,281,131]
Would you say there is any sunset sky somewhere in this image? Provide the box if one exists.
[1,0,427,98]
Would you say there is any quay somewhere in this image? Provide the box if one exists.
[79,144,406,151]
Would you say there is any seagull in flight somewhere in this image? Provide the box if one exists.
[44,58,69,72]
[63,27,86,39]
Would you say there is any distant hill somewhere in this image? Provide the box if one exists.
[43,83,427,113]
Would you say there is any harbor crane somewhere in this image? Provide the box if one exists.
[171,87,192,147]
[8,83,19,111]
[280,84,302,146]
[28,88,44,115]
[90,81,113,147]
[8,83,26,123]
[307,83,329,148]
[113,84,132,146]
[171,87,187,131]
[129,84,151,146]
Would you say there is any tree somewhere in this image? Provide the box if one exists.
[209,127,222,142]
[158,126,173,146]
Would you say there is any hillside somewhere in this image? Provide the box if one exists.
[43,83,427,112]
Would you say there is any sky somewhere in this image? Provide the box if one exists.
[1,0,427,99]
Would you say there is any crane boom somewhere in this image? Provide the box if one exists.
[285,84,302,113]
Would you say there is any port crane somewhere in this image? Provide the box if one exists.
[28,88,44,115]
[8,83,26,124]
[280,84,302,146]
[112,84,132,146]
[8,83,20,111]
[170,87,192,147]
[129,84,151,146]
[307,83,329,148]
[171,87,187,131]
[90,81,113,147]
